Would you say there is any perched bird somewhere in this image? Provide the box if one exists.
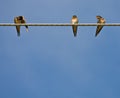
[71,15,79,37]
[95,15,106,37]
[14,16,28,36]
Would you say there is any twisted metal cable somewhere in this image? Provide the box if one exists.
[0,23,120,26]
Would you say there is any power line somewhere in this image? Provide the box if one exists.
[0,23,120,26]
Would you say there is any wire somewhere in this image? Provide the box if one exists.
[0,23,120,26]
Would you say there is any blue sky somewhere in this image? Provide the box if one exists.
[0,0,120,98]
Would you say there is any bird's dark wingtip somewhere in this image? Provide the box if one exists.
[73,32,77,37]
[74,34,77,37]
[17,33,20,37]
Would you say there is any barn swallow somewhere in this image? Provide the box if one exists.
[14,16,28,36]
[71,15,79,37]
[95,15,106,37]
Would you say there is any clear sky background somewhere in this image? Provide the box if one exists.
[0,0,120,98]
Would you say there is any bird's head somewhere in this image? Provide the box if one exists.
[96,15,102,19]
[18,16,24,20]
[72,15,77,19]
